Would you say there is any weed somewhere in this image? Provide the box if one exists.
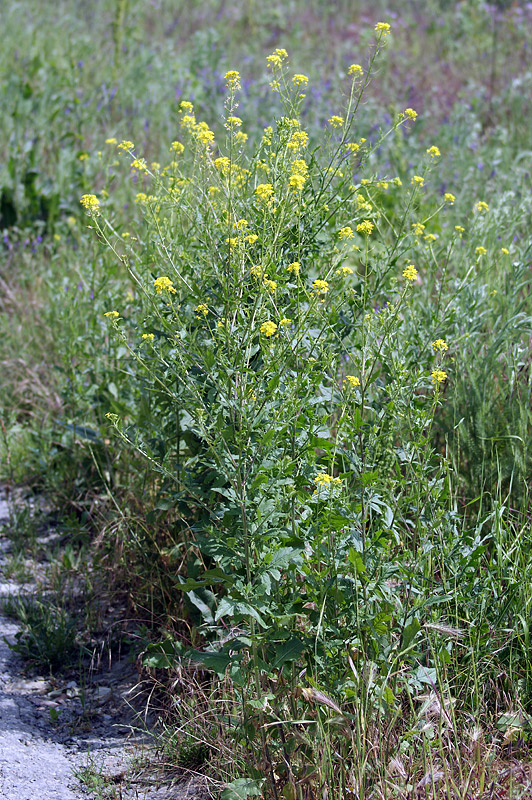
[3,594,82,672]
[2,1,532,798]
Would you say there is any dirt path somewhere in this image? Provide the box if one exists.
[0,493,149,799]
[0,494,85,797]
[0,492,213,800]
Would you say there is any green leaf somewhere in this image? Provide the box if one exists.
[188,648,234,676]
[187,590,215,624]
[269,638,306,669]
[221,778,265,800]
[401,617,421,650]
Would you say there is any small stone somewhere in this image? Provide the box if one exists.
[94,686,112,705]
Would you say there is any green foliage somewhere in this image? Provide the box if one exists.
[2,1,532,797]
[3,594,82,671]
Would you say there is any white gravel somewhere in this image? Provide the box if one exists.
[0,494,84,798]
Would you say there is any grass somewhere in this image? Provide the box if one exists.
[2,1,532,798]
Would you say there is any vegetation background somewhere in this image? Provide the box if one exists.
[1,1,532,797]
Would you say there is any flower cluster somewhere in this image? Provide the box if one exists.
[375,21,391,36]
[402,264,418,282]
[338,226,354,240]
[357,220,374,236]
[289,159,308,192]
[224,70,241,90]
[344,375,360,387]
[266,48,288,68]
[314,472,342,487]
[154,276,176,294]
[80,194,100,214]
[260,321,278,337]
[255,183,274,202]
[312,279,329,295]
[431,369,447,384]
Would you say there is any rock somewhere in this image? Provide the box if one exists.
[94,686,112,705]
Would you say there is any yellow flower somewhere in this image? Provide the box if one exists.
[180,114,196,131]
[78,153,89,161]
[337,266,354,275]
[412,175,424,187]
[245,234,259,245]
[234,131,248,144]
[171,141,185,153]
[279,317,292,326]
[424,233,437,242]
[264,279,277,293]
[475,246,487,256]
[196,126,215,146]
[348,64,363,77]
[455,225,465,236]
[287,262,301,275]
[131,158,147,172]
[404,108,417,120]
[179,101,194,113]
[402,264,418,282]
[195,304,209,317]
[154,276,176,294]
[412,222,425,236]
[135,192,147,203]
[475,201,489,212]
[328,115,344,128]
[345,142,360,153]
[314,472,342,487]
[344,375,360,387]
[289,173,306,192]
[426,146,441,158]
[250,264,263,279]
[356,220,374,236]
[142,333,155,341]
[292,73,309,86]
[431,369,447,384]
[444,193,456,204]
[226,115,242,128]
[224,70,241,89]
[214,156,231,173]
[255,183,274,202]
[260,321,278,337]
[105,137,117,144]
[287,130,309,150]
[266,48,288,68]
[501,247,509,255]
[375,21,391,35]
[80,194,100,214]
[104,310,119,319]
[117,140,134,151]
[338,226,354,239]
[432,339,448,352]
[312,279,329,295]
